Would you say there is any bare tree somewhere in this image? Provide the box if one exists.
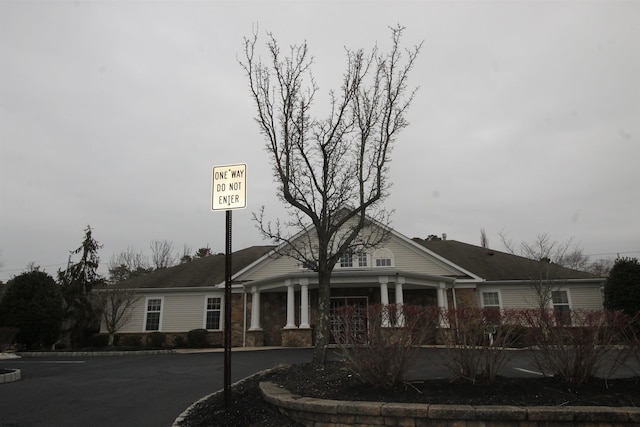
[240,25,422,363]
[97,283,139,346]
[499,231,588,309]
[480,228,489,249]
[586,258,614,277]
[150,240,177,270]
[108,247,151,283]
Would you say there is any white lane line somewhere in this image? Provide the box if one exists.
[514,367,545,376]
[23,360,86,364]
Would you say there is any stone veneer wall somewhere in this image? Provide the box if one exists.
[260,381,640,427]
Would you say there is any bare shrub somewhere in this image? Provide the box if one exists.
[332,304,439,389]
[0,327,19,352]
[519,308,636,385]
[440,307,521,383]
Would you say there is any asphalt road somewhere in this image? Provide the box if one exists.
[0,348,315,427]
[1,348,637,427]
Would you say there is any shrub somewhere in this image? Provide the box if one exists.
[89,334,110,348]
[187,329,209,348]
[0,327,19,352]
[332,304,440,389]
[172,335,186,348]
[146,332,166,348]
[119,335,142,347]
[440,307,521,383]
[519,308,636,385]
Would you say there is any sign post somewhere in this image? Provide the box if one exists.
[211,163,246,410]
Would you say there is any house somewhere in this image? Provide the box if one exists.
[102,225,605,347]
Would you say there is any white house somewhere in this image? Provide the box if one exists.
[102,224,604,347]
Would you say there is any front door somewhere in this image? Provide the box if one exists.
[329,296,368,344]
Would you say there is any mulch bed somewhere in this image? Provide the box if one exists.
[177,362,640,427]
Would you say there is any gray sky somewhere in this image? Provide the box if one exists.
[1,1,639,282]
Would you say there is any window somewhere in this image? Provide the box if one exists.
[340,253,353,267]
[145,298,162,331]
[206,297,222,330]
[357,252,368,267]
[376,258,392,267]
[552,290,571,325]
[373,248,394,267]
[481,291,501,324]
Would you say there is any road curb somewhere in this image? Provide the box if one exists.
[171,365,290,427]
[0,369,21,384]
[18,349,175,357]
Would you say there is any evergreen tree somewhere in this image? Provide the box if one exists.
[604,257,640,317]
[58,225,105,347]
[0,269,62,349]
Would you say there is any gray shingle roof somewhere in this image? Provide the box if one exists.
[413,239,600,282]
[121,245,275,289]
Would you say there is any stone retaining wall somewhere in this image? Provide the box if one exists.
[0,369,21,384]
[260,381,640,427]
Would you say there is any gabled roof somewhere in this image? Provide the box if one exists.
[413,239,601,282]
[120,246,275,289]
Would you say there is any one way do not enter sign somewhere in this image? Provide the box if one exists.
[211,163,246,211]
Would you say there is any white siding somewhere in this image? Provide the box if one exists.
[499,287,541,308]
[385,238,455,276]
[569,286,603,310]
[112,295,145,333]
[239,221,463,281]
[241,255,300,281]
[109,292,226,333]
[162,294,207,332]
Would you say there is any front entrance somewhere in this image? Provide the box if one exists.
[329,296,368,344]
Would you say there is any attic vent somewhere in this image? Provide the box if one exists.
[487,251,495,256]
[442,233,447,240]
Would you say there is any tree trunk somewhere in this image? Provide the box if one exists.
[312,270,331,365]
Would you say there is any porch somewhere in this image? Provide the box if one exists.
[243,270,456,347]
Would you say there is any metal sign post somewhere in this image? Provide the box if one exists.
[211,163,246,410]
[224,209,232,409]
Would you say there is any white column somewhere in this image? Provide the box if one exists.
[285,280,296,329]
[379,276,390,327]
[437,282,449,310]
[299,278,310,329]
[249,286,262,331]
[437,282,449,328]
[395,277,405,326]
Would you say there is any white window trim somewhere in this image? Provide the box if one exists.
[551,288,572,307]
[356,251,368,267]
[480,289,503,309]
[203,294,224,331]
[373,248,395,268]
[551,288,572,324]
[143,296,164,332]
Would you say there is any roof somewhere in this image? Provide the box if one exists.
[413,239,601,282]
[120,245,275,289]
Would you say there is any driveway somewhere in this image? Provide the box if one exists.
[0,348,314,427]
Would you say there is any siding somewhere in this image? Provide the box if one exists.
[109,292,226,333]
[478,284,604,311]
[162,293,207,331]
[113,296,145,333]
[240,225,461,281]
[499,287,541,308]
[569,286,603,310]
[386,238,456,276]
[241,255,300,281]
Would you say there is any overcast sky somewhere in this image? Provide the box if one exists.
[1,1,638,282]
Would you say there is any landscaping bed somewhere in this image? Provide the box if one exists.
[177,361,640,426]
